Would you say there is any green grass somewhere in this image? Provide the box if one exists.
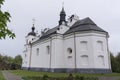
[0,70,6,80]
[9,70,120,78]
[9,70,69,78]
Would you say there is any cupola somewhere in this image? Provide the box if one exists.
[28,24,36,36]
[59,7,66,25]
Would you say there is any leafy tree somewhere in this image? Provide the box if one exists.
[110,53,116,72]
[0,54,22,70]
[116,52,120,61]
[0,0,15,39]
[11,55,22,70]
[14,55,22,66]
[0,54,11,69]
[115,52,120,72]
[7,56,14,64]
[110,52,120,73]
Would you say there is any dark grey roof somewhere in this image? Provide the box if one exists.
[28,32,36,36]
[40,26,59,39]
[39,17,107,40]
[65,17,107,34]
[28,26,36,36]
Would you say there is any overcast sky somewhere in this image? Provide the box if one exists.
[0,0,120,57]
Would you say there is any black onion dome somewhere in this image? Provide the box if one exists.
[28,25,36,36]
[28,31,36,36]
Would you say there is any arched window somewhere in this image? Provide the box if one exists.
[36,48,39,56]
[81,55,89,66]
[80,41,87,51]
[97,41,103,51]
[67,48,72,54]
[98,55,104,65]
[67,48,73,63]
[46,46,50,54]
[25,54,27,58]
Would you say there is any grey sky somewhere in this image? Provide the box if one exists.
[0,0,120,57]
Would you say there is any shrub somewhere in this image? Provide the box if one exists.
[67,73,73,80]
[74,75,80,80]
[22,75,98,80]
[84,76,98,80]
[42,74,49,80]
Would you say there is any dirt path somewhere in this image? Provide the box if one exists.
[2,70,23,80]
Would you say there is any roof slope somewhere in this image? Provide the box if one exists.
[65,17,107,34]
[40,26,59,39]
[39,17,107,40]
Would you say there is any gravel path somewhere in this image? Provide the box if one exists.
[2,70,23,80]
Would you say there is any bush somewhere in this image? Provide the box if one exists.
[67,73,73,80]
[42,74,49,80]
[74,75,80,80]
[84,76,98,80]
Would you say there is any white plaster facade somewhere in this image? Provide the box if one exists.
[22,10,111,73]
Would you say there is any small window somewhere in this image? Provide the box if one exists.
[97,41,103,51]
[81,55,89,66]
[68,56,72,58]
[67,48,72,54]
[81,41,87,51]
[98,55,104,65]
[25,54,27,58]
[36,48,39,56]
[68,56,72,63]
[46,46,50,54]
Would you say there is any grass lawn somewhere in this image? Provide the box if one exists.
[9,70,120,78]
[9,70,69,78]
[0,70,6,80]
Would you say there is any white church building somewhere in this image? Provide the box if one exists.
[22,7,111,73]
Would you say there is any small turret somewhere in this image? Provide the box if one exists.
[28,19,36,36]
[67,14,79,27]
[59,7,66,25]
[28,24,36,36]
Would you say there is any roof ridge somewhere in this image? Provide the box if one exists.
[64,17,107,34]
[70,17,97,29]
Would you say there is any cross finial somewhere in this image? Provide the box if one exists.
[32,18,35,25]
[62,2,64,8]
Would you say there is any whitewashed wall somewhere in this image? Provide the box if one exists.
[75,33,94,68]
[92,33,110,69]
[31,39,51,68]
[22,31,110,70]
[75,32,110,69]
[63,34,75,68]
[52,35,65,68]
[22,44,31,68]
